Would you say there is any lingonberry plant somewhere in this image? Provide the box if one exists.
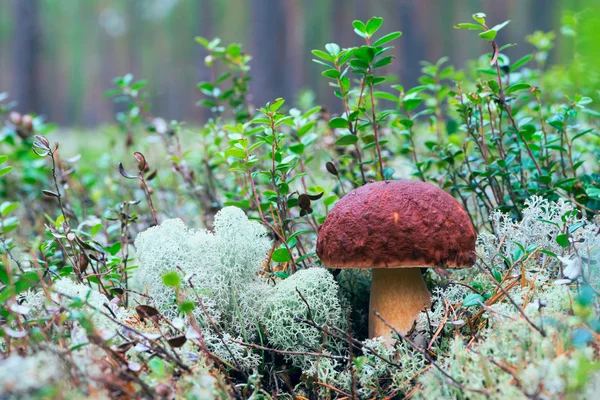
[1,11,599,399]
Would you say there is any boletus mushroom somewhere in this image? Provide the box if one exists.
[316,180,476,343]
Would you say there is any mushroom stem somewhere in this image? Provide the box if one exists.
[369,268,432,344]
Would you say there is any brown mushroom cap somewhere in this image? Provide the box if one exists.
[316,180,476,268]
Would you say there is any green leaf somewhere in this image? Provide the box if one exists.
[289,143,305,154]
[335,134,358,146]
[472,13,486,25]
[373,91,399,102]
[0,155,7,164]
[539,249,557,257]
[586,187,600,199]
[556,233,570,248]
[353,46,375,63]
[0,202,18,217]
[178,300,195,314]
[478,20,510,41]
[162,271,181,288]
[366,17,383,35]
[303,106,322,119]
[91,223,103,237]
[372,56,394,68]
[0,166,13,177]
[287,229,314,243]
[505,83,531,95]
[194,36,209,47]
[297,121,316,137]
[582,108,600,117]
[312,49,334,62]
[403,98,423,111]
[325,43,341,56]
[312,58,334,68]
[406,85,428,95]
[272,248,291,263]
[462,293,484,307]
[491,20,510,33]
[572,128,594,141]
[488,79,500,93]
[108,241,121,256]
[269,98,285,113]
[372,31,402,47]
[479,29,497,41]
[569,222,585,234]
[454,23,485,30]
[499,43,517,51]
[510,54,533,71]
[226,147,246,159]
[274,271,289,280]
[328,117,348,129]
[383,167,395,180]
[492,269,502,283]
[296,252,316,263]
[349,59,369,70]
[321,69,340,79]
[352,20,367,37]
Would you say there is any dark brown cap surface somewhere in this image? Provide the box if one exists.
[316,180,476,268]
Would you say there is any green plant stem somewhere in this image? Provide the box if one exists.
[401,106,425,181]
[245,156,296,272]
[334,63,366,184]
[534,91,550,170]
[368,82,385,180]
[492,49,542,176]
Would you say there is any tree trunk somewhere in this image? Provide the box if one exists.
[250,0,287,106]
[12,0,40,113]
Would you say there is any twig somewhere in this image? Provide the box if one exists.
[296,317,400,368]
[467,346,537,399]
[367,82,385,180]
[315,380,353,398]
[138,174,158,225]
[427,301,449,350]
[230,339,347,361]
[181,268,247,377]
[0,237,25,273]
[53,290,190,372]
[475,258,546,337]
[374,312,489,395]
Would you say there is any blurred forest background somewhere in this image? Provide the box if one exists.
[0,0,587,126]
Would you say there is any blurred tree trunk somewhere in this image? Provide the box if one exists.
[196,0,214,120]
[250,0,287,105]
[12,0,40,113]
[395,0,426,86]
[282,0,304,100]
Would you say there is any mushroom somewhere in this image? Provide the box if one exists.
[316,180,476,343]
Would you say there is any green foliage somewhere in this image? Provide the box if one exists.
[161,271,181,288]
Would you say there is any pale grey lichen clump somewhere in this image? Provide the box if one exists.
[261,267,347,369]
[303,336,427,398]
[0,352,62,398]
[134,206,271,338]
[133,206,274,370]
[53,277,131,332]
[479,196,600,283]
[416,315,600,399]
[175,358,231,400]
[133,207,351,372]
